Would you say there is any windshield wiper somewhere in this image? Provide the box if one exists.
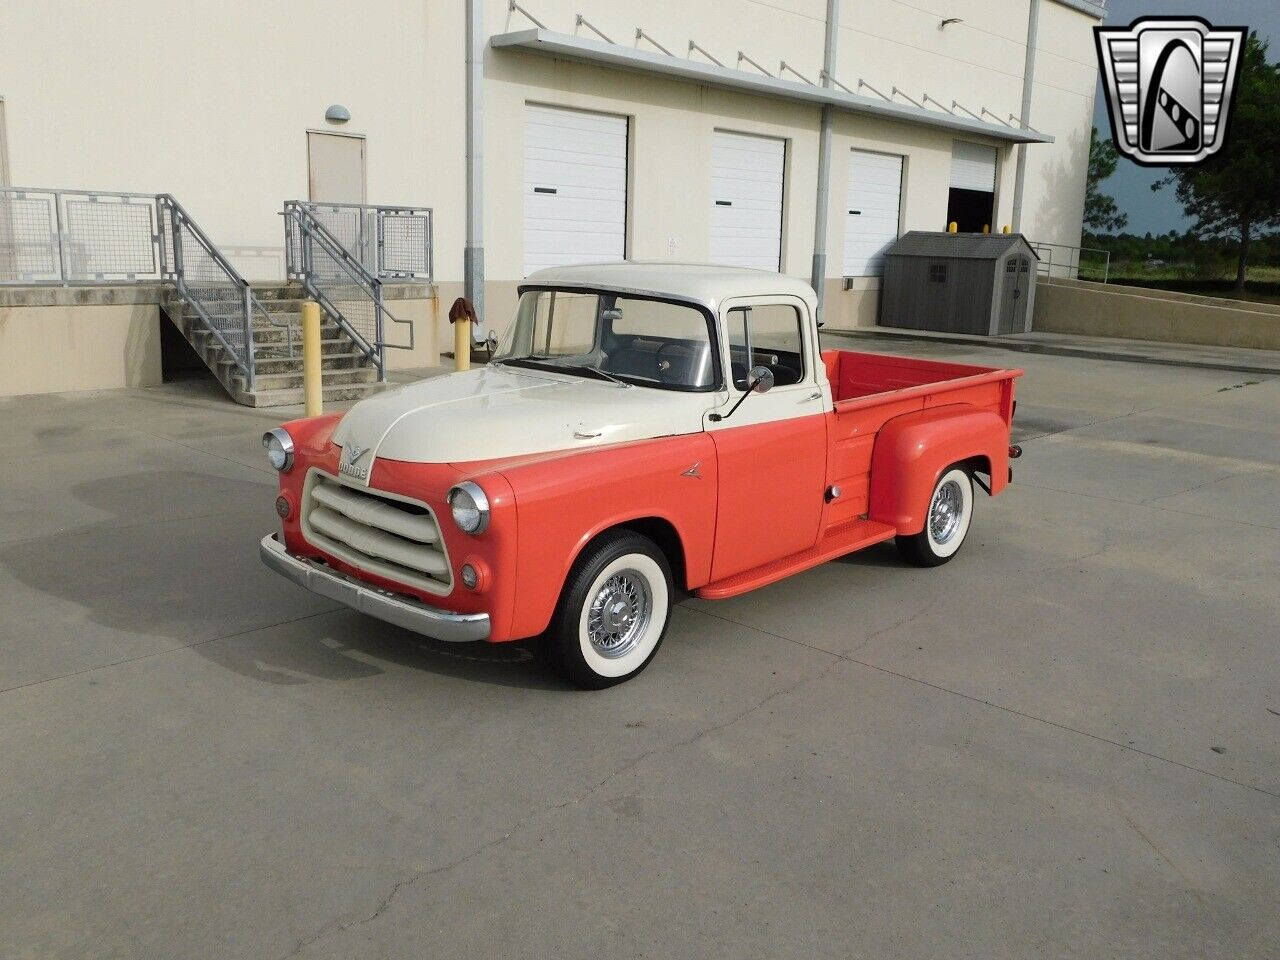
[564,364,631,388]
[507,358,631,388]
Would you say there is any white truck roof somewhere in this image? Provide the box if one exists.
[523,262,818,312]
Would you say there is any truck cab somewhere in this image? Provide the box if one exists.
[261,262,1021,688]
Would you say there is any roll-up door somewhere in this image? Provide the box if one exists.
[710,130,785,271]
[523,104,628,275]
[843,149,903,276]
[947,140,997,233]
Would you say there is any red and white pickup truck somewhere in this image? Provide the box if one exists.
[261,263,1022,688]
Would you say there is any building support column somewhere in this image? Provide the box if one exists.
[810,0,840,326]
[1011,0,1040,233]
[464,0,485,333]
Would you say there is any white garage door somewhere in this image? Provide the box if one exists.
[842,149,903,277]
[710,130,785,271]
[523,105,628,275]
[950,140,998,191]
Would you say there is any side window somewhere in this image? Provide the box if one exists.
[725,303,805,390]
[929,264,948,283]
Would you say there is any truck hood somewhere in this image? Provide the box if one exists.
[331,365,710,475]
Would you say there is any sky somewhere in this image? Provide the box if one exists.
[1090,0,1279,235]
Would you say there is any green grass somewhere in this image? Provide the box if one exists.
[1083,262,1280,305]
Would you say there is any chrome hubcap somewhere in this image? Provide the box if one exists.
[587,570,652,659]
[929,479,964,545]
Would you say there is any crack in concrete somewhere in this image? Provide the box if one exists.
[686,607,1280,804]
[273,652,843,959]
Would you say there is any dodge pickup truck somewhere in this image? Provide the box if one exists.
[260,263,1022,688]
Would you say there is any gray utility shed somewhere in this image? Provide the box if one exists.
[879,232,1039,336]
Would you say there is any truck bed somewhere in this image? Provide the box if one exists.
[822,348,1016,408]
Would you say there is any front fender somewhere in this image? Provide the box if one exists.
[868,404,1011,535]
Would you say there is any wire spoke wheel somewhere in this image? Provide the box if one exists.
[929,479,964,545]
[586,570,653,660]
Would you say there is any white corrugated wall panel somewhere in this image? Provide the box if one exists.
[949,141,998,191]
[842,149,903,277]
[709,130,785,271]
[523,105,628,275]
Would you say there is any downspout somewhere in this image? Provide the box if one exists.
[810,0,840,326]
[1011,0,1040,233]
[464,0,485,336]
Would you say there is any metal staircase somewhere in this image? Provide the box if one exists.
[160,283,384,406]
[0,186,430,408]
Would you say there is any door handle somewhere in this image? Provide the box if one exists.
[808,390,823,401]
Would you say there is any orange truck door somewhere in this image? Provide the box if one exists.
[706,298,828,581]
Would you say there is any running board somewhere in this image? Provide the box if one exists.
[695,519,898,600]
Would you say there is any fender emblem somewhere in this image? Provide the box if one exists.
[346,442,370,464]
[681,461,703,479]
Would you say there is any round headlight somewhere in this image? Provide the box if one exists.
[262,428,294,472]
[448,481,490,535]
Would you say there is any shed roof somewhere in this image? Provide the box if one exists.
[886,232,1039,261]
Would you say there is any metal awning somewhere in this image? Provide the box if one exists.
[491,29,1054,145]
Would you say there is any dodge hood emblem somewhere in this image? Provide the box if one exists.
[339,441,372,483]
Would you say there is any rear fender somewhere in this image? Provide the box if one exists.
[868,405,1011,535]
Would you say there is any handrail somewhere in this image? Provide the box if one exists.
[283,199,434,281]
[158,194,293,391]
[1030,240,1111,283]
[2,185,292,394]
[284,202,415,382]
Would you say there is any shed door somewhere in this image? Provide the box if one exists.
[843,150,903,276]
[523,105,628,275]
[998,255,1033,334]
[307,132,366,204]
[710,130,785,271]
[947,141,997,233]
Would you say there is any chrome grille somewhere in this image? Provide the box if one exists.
[301,471,452,594]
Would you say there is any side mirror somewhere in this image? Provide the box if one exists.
[485,329,499,353]
[749,365,774,394]
[710,365,775,423]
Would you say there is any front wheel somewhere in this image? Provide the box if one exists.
[544,531,673,689]
[896,466,974,567]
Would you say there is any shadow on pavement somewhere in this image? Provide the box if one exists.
[1,470,559,691]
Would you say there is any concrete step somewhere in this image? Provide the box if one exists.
[254,338,365,359]
[237,380,388,408]
[235,366,379,392]
[217,351,370,376]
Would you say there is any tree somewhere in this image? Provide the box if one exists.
[1153,33,1280,291]
[1085,126,1127,233]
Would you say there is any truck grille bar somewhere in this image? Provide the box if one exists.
[301,471,452,593]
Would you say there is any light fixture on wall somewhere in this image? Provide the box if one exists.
[324,104,351,125]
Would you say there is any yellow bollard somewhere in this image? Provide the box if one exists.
[948,221,958,233]
[982,224,990,234]
[454,314,471,372]
[302,301,323,417]
[1002,224,1011,234]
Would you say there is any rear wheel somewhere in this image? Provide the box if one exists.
[896,466,974,567]
[544,531,673,689]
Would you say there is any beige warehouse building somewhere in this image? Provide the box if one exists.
[0,0,1105,402]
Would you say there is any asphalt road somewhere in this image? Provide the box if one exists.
[3,341,1278,959]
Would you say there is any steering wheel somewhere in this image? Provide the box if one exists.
[654,343,686,385]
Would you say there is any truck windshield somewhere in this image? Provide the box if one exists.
[493,289,719,391]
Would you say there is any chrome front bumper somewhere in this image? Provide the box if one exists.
[259,534,490,643]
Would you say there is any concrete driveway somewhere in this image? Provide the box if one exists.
[2,344,1278,960]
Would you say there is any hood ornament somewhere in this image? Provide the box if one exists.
[339,441,372,482]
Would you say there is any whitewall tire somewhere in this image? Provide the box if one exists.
[545,531,673,689]
[896,466,974,567]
